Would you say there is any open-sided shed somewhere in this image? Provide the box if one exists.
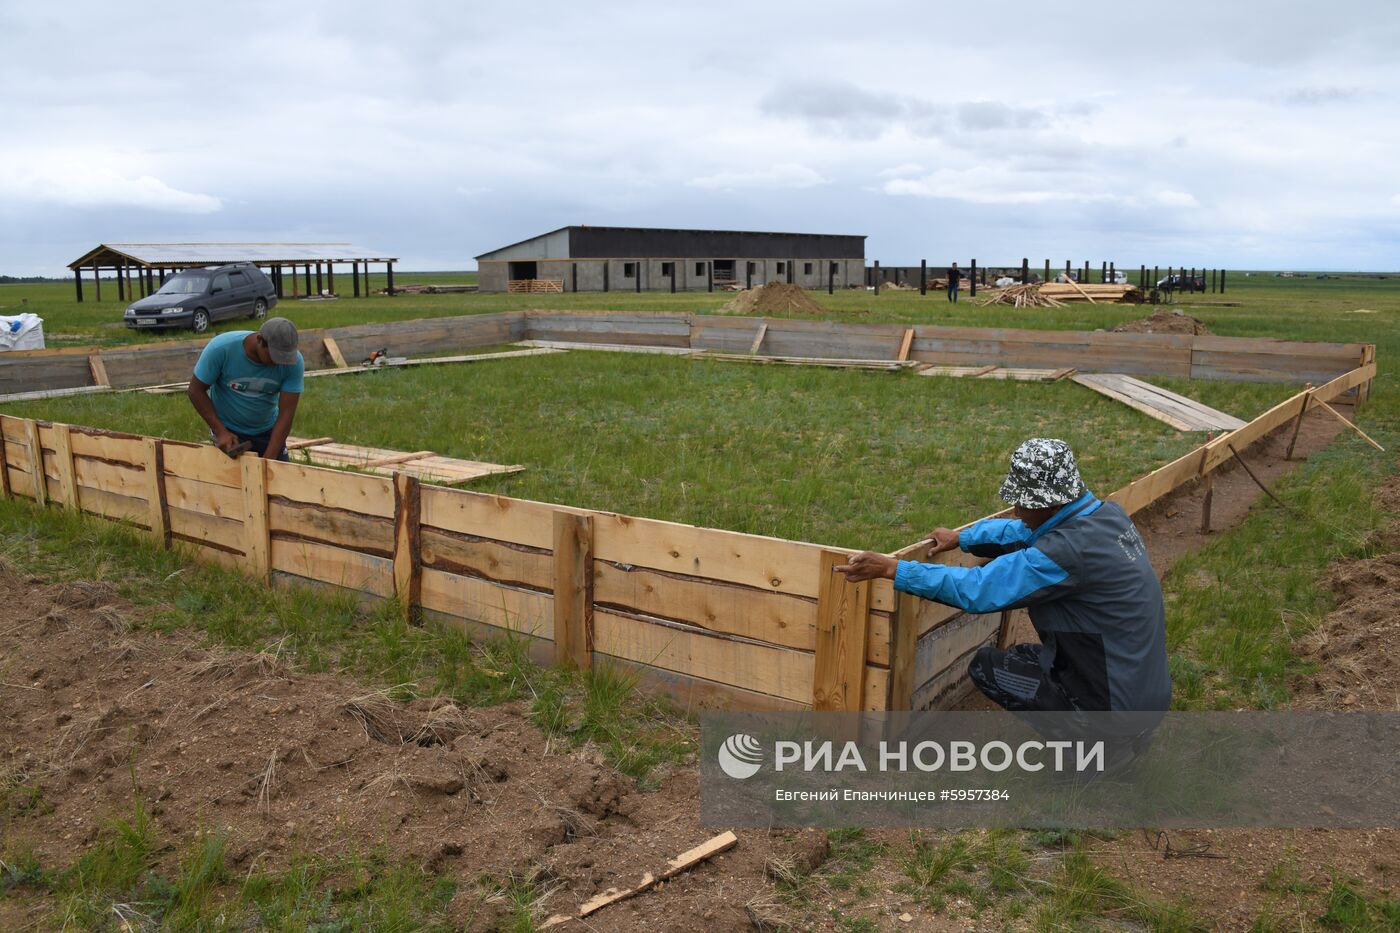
[66,243,399,303]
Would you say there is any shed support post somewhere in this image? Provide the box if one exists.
[386,262,395,296]
[327,262,334,296]
[351,262,359,298]
[874,260,880,295]
[707,261,713,293]
[74,266,83,303]
[118,260,126,301]
[315,263,323,296]
[94,262,102,302]
[304,264,311,295]
[919,259,927,296]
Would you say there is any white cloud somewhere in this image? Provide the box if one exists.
[0,153,221,213]
[687,163,828,190]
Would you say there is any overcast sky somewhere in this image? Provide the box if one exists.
[3,0,1398,275]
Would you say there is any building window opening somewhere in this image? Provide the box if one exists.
[803,262,813,275]
[661,261,675,276]
[624,262,637,278]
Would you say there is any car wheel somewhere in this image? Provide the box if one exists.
[192,309,210,333]
[251,298,268,320]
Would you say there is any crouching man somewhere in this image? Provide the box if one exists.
[836,438,1170,713]
[186,318,304,461]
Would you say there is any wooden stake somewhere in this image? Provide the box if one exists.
[1284,386,1312,460]
[87,354,110,388]
[23,420,46,507]
[51,424,79,509]
[143,438,169,546]
[552,511,594,670]
[896,328,914,363]
[1199,470,1213,534]
[886,591,918,711]
[393,472,423,623]
[748,322,768,355]
[0,425,9,499]
[813,550,871,711]
[574,831,738,919]
[323,336,349,369]
[1313,399,1385,451]
[241,455,270,582]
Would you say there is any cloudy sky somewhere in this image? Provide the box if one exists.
[2,0,1398,275]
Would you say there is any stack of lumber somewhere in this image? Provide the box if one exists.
[375,284,477,295]
[1038,283,1141,304]
[919,365,1076,382]
[506,279,565,294]
[285,437,523,485]
[976,284,1067,308]
[1071,374,1247,432]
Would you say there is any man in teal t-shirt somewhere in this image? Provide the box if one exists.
[188,318,304,460]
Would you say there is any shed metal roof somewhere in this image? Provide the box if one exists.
[69,242,397,269]
[476,225,866,261]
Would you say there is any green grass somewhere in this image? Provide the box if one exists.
[7,350,1221,552]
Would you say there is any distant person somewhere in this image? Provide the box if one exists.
[835,438,1171,713]
[187,318,304,461]
[947,262,962,303]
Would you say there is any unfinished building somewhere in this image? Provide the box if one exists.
[474,225,865,293]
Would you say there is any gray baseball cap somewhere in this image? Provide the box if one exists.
[999,438,1087,510]
[258,317,300,365]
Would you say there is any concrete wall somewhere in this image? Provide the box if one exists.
[478,257,865,293]
[476,228,571,262]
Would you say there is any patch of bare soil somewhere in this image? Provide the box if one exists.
[1294,472,1400,711]
[1111,309,1213,335]
[0,568,833,930]
[720,282,833,316]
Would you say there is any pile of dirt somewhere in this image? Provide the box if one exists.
[1111,309,1212,335]
[720,281,829,316]
[0,569,824,929]
[1294,474,1400,710]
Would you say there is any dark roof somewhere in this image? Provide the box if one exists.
[69,242,397,269]
[476,225,865,261]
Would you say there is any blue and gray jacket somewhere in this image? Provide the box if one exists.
[894,491,1171,711]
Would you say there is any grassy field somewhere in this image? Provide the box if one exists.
[4,348,1279,552]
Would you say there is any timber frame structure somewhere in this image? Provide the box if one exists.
[0,312,1377,712]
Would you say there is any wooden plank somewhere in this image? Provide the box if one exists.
[169,506,245,553]
[51,424,79,509]
[0,416,28,447]
[897,328,914,362]
[76,485,149,527]
[393,473,423,622]
[241,455,270,582]
[142,438,170,546]
[323,335,349,368]
[69,429,144,465]
[420,527,552,589]
[593,609,812,705]
[364,450,435,469]
[421,487,567,549]
[553,511,594,670]
[163,442,240,488]
[88,354,111,387]
[517,340,692,356]
[419,567,553,638]
[23,420,45,507]
[748,322,768,355]
[270,499,394,554]
[6,465,36,500]
[1072,374,1198,431]
[812,550,872,711]
[886,591,918,711]
[285,436,334,450]
[265,460,395,518]
[0,385,113,404]
[269,538,394,598]
[72,457,148,499]
[1078,374,1246,431]
[163,474,243,520]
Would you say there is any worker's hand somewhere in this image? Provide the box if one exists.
[213,429,240,453]
[834,551,898,583]
[922,528,960,557]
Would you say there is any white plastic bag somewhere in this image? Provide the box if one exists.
[0,313,44,351]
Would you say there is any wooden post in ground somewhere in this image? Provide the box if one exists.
[552,511,594,670]
[74,266,83,303]
[1285,387,1313,460]
[1102,260,1108,284]
[386,262,395,296]
[241,455,270,583]
[828,262,834,295]
[1220,269,1226,294]
[393,472,423,623]
[707,261,713,293]
[142,438,169,546]
[327,263,335,296]
[51,424,78,510]
[1065,259,1071,281]
[352,262,360,298]
[1198,441,1214,533]
[1044,258,1050,283]
[969,258,977,297]
[874,260,880,295]
[23,420,46,507]
[813,550,871,711]
[886,591,918,710]
[0,422,9,499]
[1021,257,1028,285]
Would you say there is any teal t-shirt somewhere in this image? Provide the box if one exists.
[192,331,305,435]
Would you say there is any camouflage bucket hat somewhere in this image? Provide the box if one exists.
[999,438,1087,510]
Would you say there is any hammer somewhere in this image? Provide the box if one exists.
[221,440,253,459]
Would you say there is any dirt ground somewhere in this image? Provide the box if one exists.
[2,405,1396,931]
[1111,309,1213,335]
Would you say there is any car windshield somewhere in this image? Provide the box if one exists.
[157,274,209,295]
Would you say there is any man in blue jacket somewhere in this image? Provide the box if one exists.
[837,438,1171,713]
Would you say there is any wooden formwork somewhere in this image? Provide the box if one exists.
[0,311,1378,712]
